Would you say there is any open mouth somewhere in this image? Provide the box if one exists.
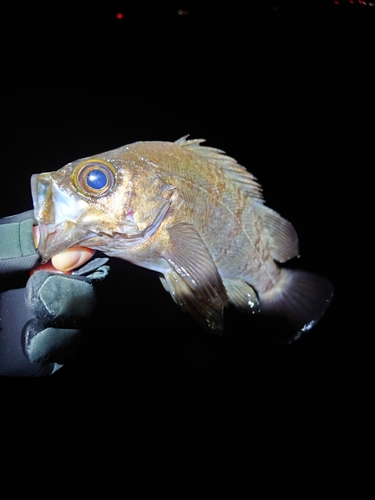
[30,171,92,261]
[31,173,56,260]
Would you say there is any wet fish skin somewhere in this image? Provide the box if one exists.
[31,136,333,334]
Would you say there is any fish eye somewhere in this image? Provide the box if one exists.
[73,160,116,197]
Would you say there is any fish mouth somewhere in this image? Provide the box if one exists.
[31,173,56,260]
[35,222,52,257]
[35,222,62,262]
[31,172,90,262]
[31,173,55,224]
[33,217,77,262]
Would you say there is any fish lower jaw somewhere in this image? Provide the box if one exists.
[36,222,83,262]
[36,223,57,261]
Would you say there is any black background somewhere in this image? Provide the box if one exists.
[0,1,372,487]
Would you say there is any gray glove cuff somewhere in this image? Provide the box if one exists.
[0,210,40,275]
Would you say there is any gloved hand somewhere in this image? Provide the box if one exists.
[0,210,109,377]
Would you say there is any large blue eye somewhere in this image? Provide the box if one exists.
[74,160,116,197]
[87,169,108,190]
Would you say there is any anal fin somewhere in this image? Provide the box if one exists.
[223,278,261,314]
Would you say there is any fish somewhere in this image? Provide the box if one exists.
[31,136,333,335]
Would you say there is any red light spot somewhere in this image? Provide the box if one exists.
[116,12,123,19]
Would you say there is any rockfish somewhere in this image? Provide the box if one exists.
[31,136,333,334]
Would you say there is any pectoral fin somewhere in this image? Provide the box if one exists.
[162,222,229,333]
[160,270,225,334]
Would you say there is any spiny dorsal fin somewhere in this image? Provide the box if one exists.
[175,135,264,201]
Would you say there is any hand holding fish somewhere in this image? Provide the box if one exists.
[31,136,333,336]
[0,211,108,376]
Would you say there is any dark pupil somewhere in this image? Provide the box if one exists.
[87,169,107,190]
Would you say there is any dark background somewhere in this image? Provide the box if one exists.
[0,1,371,483]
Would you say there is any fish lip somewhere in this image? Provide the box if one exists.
[35,223,54,261]
[30,174,39,211]
[31,173,56,224]
[31,173,56,261]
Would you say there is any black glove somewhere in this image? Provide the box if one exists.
[0,210,109,377]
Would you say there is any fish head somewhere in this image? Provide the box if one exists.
[31,147,174,262]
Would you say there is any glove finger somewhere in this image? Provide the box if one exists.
[25,271,97,325]
[23,318,83,364]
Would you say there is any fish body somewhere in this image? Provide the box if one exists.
[31,136,333,334]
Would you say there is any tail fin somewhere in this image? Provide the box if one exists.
[259,268,333,332]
